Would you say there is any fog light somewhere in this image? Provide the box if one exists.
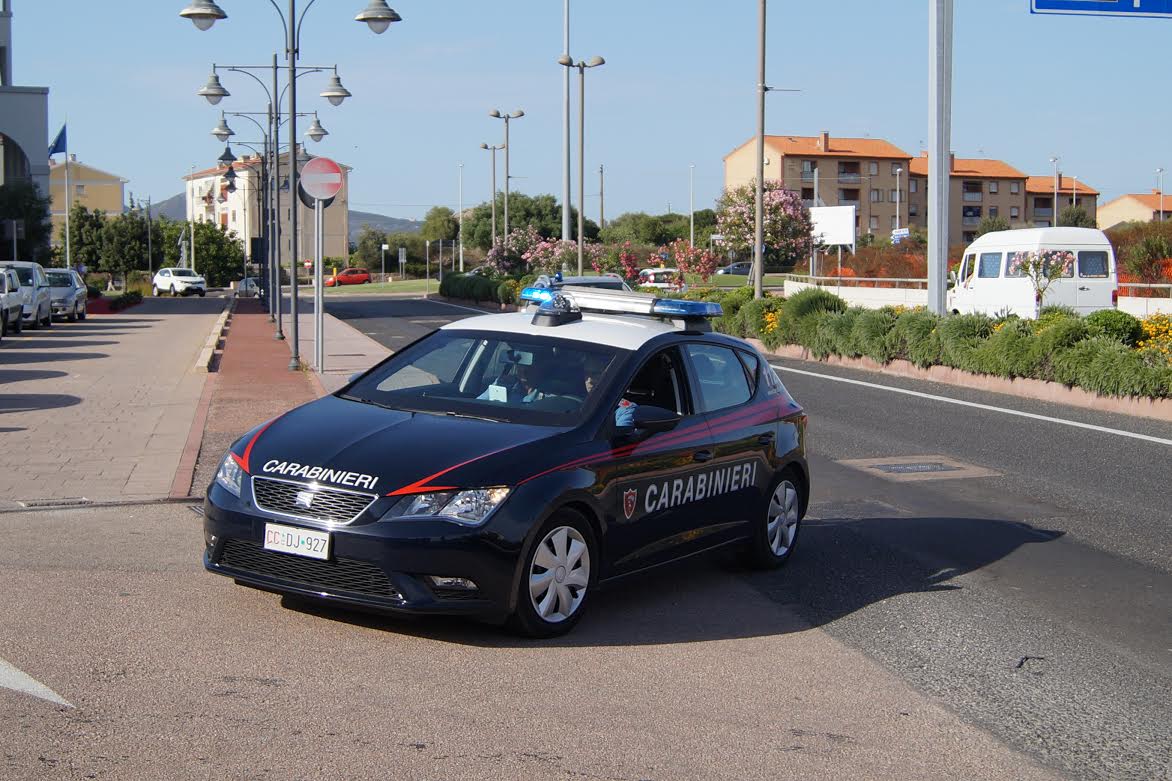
[427,576,477,591]
[204,530,218,550]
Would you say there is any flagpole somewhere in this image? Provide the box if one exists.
[64,130,72,268]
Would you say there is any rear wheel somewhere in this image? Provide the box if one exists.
[197,289,205,297]
[77,302,86,321]
[67,303,78,322]
[509,510,596,638]
[743,469,804,569]
[40,304,51,328]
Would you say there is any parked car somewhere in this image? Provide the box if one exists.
[325,267,372,287]
[716,262,753,276]
[236,277,261,297]
[637,268,687,292]
[47,268,88,321]
[152,267,207,297]
[0,267,24,338]
[2,261,52,329]
[949,227,1117,318]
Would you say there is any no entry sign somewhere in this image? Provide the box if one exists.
[300,157,343,201]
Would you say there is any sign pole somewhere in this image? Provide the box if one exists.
[927,0,953,315]
[315,198,324,374]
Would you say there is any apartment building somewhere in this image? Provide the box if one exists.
[184,148,351,261]
[48,155,127,245]
[723,131,913,236]
[1025,176,1099,228]
[906,153,1028,243]
[1097,190,1169,229]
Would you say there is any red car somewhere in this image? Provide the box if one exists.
[325,268,372,287]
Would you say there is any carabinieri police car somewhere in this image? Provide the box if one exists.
[203,286,809,637]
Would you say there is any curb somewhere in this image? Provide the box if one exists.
[752,339,1172,423]
[195,300,233,373]
[170,372,218,499]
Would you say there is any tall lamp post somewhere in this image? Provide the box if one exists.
[558,54,605,275]
[689,163,695,248]
[181,0,398,370]
[1049,156,1060,227]
[480,143,503,247]
[1071,175,1078,211]
[489,109,524,248]
[753,0,766,299]
[895,166,903,231]
[561,0,572,243]
[1158,167,1166,222]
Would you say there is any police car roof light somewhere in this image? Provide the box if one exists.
[531,292,582,327]
[557,286,723,320]
[650,299,723,318]
[519,286,554,304]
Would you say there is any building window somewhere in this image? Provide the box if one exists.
[989,206,999,218]
[838,188,860,204]
[1010,206,1020,219]
[890,189,900,202]
[962,181,982,202]
[891,162,901,175]
[1010,181,1020,194]
[962,205,982,226]
[801,187,814,205]
[870,188,882,203]
[838,162,860,184]
[989,181,999,194]
[909,203,919,217]
[75,184,86,196]
[910,179,918,194]
[869,216,879,231]
[800,160,816,181]
[891,215,898,230]
[869,161,879,176]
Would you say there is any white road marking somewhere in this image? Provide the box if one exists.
[420,298,491,315]
[771,364,1172,448]
[0,656,72,707]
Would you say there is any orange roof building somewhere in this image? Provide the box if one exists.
[1097,190,1170,229]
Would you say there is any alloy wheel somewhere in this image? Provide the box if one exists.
[528,525,590,623]
[767,480,800,557]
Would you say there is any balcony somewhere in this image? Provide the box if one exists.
[838,173,861,184]
[839,199,860,207]
[1034,208,1053,218]
[962,216,980,226]
[963,192,983,203]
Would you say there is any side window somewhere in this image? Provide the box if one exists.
[736,349,761,390]
[978,252,1002,278]
[960,254,975,283]
[161,269,171,277]
[1078,251,1109,278]
[622,348,688,416]
[685,344,752,413]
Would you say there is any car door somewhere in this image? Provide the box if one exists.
[594,345,717,575]
[1075,249,1113,313]
[680,342,769,544]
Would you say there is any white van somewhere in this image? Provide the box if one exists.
[948,227,1117,318]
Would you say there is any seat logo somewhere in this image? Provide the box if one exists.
[294,490,316,509]
[623,489,637,520]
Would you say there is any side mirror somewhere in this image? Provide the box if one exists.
[948,270,958,285]
[629,404,682,434]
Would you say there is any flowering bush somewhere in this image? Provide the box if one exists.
[617,242,643,281]
[716,180,814,270]
[1006,250,1075,309]
[1139,313,1172,361]
[484,225,543,276]
[657,238,720,283]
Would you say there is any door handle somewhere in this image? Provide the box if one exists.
[757,432,775,445]
[1078,286,1090,291]
[692,450,713,463]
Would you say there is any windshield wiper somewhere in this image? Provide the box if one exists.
[338,393,395,410]
[444,410,504,423]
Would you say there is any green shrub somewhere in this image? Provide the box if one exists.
[737,297,784,343]
[849,307,898,363]
[1053,337,1172,397]
[1029,317,1091,381]
[887,309,942,367]
[971,320,1039,378]
[497,279,519,306]
[1084,309,1143,347]
[439,272,497,302]
[808,309,859,359]
[109,291,143,312]
[937,313,994,372]
[783,287,847,321]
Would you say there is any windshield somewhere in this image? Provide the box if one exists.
[47,272,74,287]
[10,267,33,285]
[344,330,623,426]
[172,269,197,277]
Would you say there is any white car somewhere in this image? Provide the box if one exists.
[47,268,88,321]
[153,267,207,297]
[637,267,688,292]
[1,267,25,337]
[3,261,52,329]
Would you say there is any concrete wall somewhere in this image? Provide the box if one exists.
[0,85,48,195]
[783,279,928,309]
[1118,296,1172,317]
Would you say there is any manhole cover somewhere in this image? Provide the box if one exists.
[872,462,961,475]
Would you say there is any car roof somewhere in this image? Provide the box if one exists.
[441,310,680,351]
[968,227,1110,249]
[3,261,41,269]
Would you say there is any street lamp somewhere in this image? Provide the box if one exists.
[689,163,695,248]
[480,143,503,247]
[1049,156,1060,227]
[895,167,903,231]
[558,54,605,274]
[211,115,235,142]
[1156,167,1165,222]
[197,72,230,104]
[1071,175,1078,211]
[305,114,328,142]
[218,144,237,165]
[184,2,393,372]
[489,109,524,248]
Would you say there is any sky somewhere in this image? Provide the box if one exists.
[12,1,1172,222]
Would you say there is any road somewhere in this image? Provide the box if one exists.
[325,296,1172,781]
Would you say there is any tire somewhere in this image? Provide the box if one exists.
[509,509,597,638]
[152,285,160,297]
[77,303,86,321]
[12,313,21,334]
[67,303,78,322]
[170,285,177,297]
[743,468,805,569]
[197,289,205,297]
[41,304,51,328]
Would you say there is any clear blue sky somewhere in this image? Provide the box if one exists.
[13,0,1172,222]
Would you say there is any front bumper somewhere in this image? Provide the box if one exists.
[51,300,73,316]
[203,481,524,621]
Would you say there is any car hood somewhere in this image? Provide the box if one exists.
[239,394,569,495]
[50,285,76,297]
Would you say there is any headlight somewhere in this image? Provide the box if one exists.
[215,452,244,497]
[380,487,510,526]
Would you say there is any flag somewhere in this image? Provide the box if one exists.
[48,125,67,157]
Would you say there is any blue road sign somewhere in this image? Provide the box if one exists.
[1031,0,1172,18]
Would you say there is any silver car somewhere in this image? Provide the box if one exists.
[3,261,52,329]
[1,267,24,337]
[47,269,88,322]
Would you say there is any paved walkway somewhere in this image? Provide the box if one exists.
[0,298,225,505]
[288,295,393,393]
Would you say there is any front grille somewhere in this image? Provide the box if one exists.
[252,476,376,525]
[217,539,402,601]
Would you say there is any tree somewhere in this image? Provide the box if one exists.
[0,179,53,262]
[99,212,148,283]
[1058,205,1096,229]
[191,220,248,287]
[976,215,1011,237]
[62,203,106,271]
[351,224,388,268]
[462,192,597,250]
[420,206,458,242]
[717,180,813,271]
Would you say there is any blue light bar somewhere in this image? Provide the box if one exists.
[651,299,723,318]
[520,287,554,304]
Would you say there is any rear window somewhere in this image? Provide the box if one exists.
[978,253,1002,278]
[47,272,74,287]
[1078,251,1109,278]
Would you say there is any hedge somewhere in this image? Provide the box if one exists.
[109,291,143,312]
[439,272,499,303]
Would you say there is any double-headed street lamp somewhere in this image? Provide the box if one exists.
[181,0,399,370]
[558,55,604,275]
[488,109,524,248]
[479,142,504,247]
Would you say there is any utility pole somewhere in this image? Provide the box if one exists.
[599,164,605,230]
[752,0,766,300]
[927,0,953,315]
[689,163,695,248]
[458,162,464,271]
[562,0,572,242]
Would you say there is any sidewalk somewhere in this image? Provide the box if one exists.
[182,298,319,497]
[0,298,225,505]
[291,300,392,393]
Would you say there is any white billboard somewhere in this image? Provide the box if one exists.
[810,205,856,251]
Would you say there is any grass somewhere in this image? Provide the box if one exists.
[691,273,787,288]
[322,278,437,295]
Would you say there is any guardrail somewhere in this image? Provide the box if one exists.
[780,273,928,289]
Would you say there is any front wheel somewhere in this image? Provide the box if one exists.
[743,470,804,569]
[509,510,596,638]
[152,285,160,297]
[197,289,205,297]
[77,303,86,321]
[170,285,177,297]
[40,305,51,328]
[67,303,78,322]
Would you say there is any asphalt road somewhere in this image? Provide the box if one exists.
[322,296,1172,781]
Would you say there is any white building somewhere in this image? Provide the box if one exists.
[0,0,50,197]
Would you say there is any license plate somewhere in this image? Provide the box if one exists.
[263,522,331,560]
